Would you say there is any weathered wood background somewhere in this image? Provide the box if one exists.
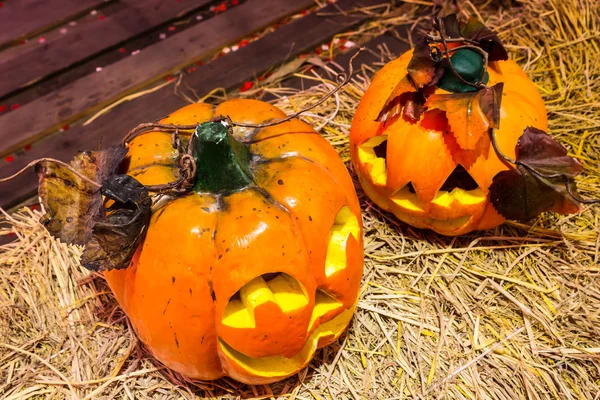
[0,0,411,209]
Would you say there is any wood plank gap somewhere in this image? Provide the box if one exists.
[0,0,315,159]
[0,0,116,51]
[0,0,396,209]
[262,25,412,102]
[0,0,216,100]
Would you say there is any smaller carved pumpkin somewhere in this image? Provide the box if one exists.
[350,17,549,236]
[104,100,364,384]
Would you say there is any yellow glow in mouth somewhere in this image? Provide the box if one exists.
[222,274,308,329]
[358,173,477,234]
[219,304,354,379]
[391,185,486,213]
[432,188,486,208]
[391,187,426,212]
[308,290,343,331]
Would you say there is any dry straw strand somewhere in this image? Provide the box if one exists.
[2,0,600,399]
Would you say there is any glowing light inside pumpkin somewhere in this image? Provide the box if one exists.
[218,206,360,380]
[222,273,308,329]
[432,187,486,208]
[356,134,490,234]
[358,136,487,212]
[218,303,355,378]
[325,206,360,277]
[357,135,388,185]
[308,289,343,331]
[391,186,426,212]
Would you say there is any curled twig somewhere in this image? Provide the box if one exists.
[0,153,194,197]
[143,154,197,194]
[122,47,366,146]
[489,129,517,165]
[436,17,488,90]
[0,158,102,189]
[228,47,366,129]
[123,123,197,146]
[143,175,188,193]
[117,48,367,197]
[563,175,600,205]
[425,34,479,46]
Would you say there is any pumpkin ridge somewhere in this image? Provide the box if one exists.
[126,161,177,173]
[247,129,319,144]
[208,200,225,375]
[251,153,321,171]
[248,186,316,292]
[255,153,353,208]
[250,185,295,219]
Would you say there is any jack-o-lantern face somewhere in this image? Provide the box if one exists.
[350,48,548,235]
[104,100,363,384]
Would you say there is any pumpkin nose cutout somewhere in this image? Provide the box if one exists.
[440,165,479,192]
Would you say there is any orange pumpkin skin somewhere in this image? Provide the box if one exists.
[350,49,548,235]
[104,100,364,384]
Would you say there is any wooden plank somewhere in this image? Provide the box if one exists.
[0,0,315,159]
[0,0,394,209]
[0,0,215,100]
[0,0,113,49]
[267,26,412,100]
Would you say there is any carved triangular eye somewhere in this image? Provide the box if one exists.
[373,139,387,161]
[440,165,479,191]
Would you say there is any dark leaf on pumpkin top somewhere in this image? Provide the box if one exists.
[377,91,427,124]
[460,17,508,62]
[435,14,461,39]
[403,93,427,122]
[81,174,151,272]
[407,35,440,89]
[424,83,503,149]
[376,75,425,124]
[36,146,128,245]
[490,127,583,222]
[477,83,503,129]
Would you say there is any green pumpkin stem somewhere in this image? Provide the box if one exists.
[438,49,490,93]
[191,121,252,193]
[436,17,489,93]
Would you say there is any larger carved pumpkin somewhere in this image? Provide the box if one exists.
[350,30,548,236]
[104,100,363,384]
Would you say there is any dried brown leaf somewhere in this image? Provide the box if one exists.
[36,146,127,245]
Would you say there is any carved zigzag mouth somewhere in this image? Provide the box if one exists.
[218,302,354,380]
[358,135,482,194]
[357,171,478,233]
[357,135,486,225]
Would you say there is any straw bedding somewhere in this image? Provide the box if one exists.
[1,0,599,398]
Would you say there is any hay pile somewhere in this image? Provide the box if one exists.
[2,0,600,398]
